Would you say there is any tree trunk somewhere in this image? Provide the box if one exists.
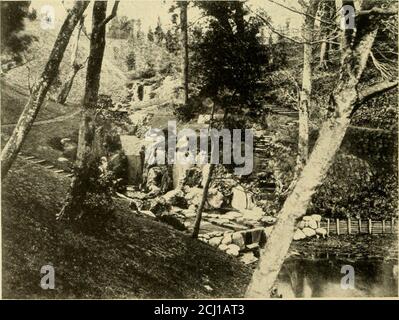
[192,163,215,238]
[180,1,189,105]
[246,7,380,296]
[1,1,89,179]
[58,1,111,219]
[57,17,85,105]
[57,66,80,104]
[298,1,318,170]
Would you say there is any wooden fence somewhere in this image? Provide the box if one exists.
[318,218,397,235]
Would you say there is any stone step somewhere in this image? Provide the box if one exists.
[32,159,46,164]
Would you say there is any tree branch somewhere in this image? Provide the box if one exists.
[351,80,398,116]
[98,1,120,29]
[357,7,397,17]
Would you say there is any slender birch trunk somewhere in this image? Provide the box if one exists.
[180,1,189,105]
[1,1,89,179]
[58,1,119,219]
[246,2,392,296]
[57,18,85,105]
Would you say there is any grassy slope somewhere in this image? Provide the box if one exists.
[2,159,251,299]
[3,20,126,105]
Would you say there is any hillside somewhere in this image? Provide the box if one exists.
[2,20,127,104]
[2,158,251,299]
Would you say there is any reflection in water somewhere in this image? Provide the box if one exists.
[277,256,398,298]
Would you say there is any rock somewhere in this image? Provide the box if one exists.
[260,216,277,225]
[207,188,224,209]
[316,228,327,238]
[162,189,188,208]
[197,114,211,124]
[140,210,156,219]
[240,252,258,265]
[218,244,229,251]
[57,157,69,163]
[303,216,312,221]
[208,236,223,247]
[226,244,240,256]
[241,207,264,221]
[293,229,306,240]
[185,187,203,207]
[181,209,196,218]
[221,233,232,245]
[224,211,243,220]
[182,167,203,187]
[311,214,322,222]
[231,186,249,211]
[149,198,171,215]
[303,227,316,237]
[231,232,245,249]
[297,221,306,229]
[204,285,213,292]
[308,219,318,230]
[60,138,72,145]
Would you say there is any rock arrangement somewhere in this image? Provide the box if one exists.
[293,214,327,240]
[198,230,262,265]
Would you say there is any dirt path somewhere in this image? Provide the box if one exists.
[1,110,81,129]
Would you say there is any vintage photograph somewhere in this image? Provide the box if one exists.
[0,0,398,299]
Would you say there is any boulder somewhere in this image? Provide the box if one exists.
[303,216,312,221]
[57,157,69,163]
[297,221,306,229]
[240,252,258,265]
[241,207,264,221]
[207,188,224,209]
[221,233,232,245]
[185,187,203,207]
[218,244,229,251]
[224,211,243,220]
[208,236,223,247]
[308,220,318,230]
[293,229,306,240]
[181,209,196,218]
[149,198,171,215]
[260,216,277,225]
[231,232,245,249]
[316,228,327,238]
[226,244,240,256]
[311,214,322,222]
[197,114,211,124]
[231,186,249,211]
[302,227,316,237]
[182,167,202,187]
[162,189,188,208]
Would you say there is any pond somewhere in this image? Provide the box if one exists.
[276,256,398,298]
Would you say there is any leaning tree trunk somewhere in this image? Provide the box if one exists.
[180,1,189,105]
[58,1,113,219]
[57,17,85,105]
[297,0,319,171]
[192,163,215,238]
[57,65,81,105]
[1,1,89,179]
[246,5,383,296]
